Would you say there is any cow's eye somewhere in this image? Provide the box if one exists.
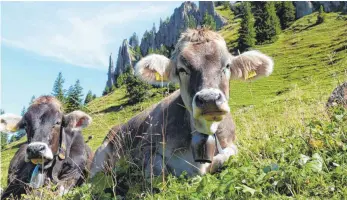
[178,68,189,75]
[223,64,231,78]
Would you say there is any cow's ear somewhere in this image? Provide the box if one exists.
[135,54,176,85]
[230,50,274,80]
[63,111,92,131]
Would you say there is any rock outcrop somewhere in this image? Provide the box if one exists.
[294,1,347,19]
[140,1,227,56]
[115,39,135,79]
[106,54,116,88]
[199,1,227,30]
[314,1,347,13]
[294,1,313,19]
[326,82,347,109]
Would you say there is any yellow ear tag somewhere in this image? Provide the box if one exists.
[155,72,168,82]
[58,144,66,160]
[7,124,18,132]
[245,70,257,80]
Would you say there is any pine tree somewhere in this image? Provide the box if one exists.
[0,109,5,114]
[52,72,65,102]
[92,94,97,100]
[103,86,110,96]
[21,106,26,116]
[65,80,84,113]
[84,90,93,105]
[203,12,217,30]
[129,32,139,48]
[278,2,296,29]
[238,2,256,52]
[188,15,197,29]
[316,5,325,24]
[29,95,36,105]
[254,2,281,44]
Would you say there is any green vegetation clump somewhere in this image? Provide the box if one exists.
[203,12,217,31]
[317,5,326,24]
[1,132,7,149]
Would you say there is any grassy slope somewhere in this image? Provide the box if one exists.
[1,7,346,198]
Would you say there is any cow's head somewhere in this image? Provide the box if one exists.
[135,28,273,134]
[15,96,91,164]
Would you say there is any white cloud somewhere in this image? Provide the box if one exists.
[1,2,179,70]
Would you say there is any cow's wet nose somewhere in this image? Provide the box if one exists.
[27,144,46,157]
[195,89,226,110]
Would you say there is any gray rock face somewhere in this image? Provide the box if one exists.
[315,1,347,12]
[115,39,134,79]
[199,1,227,30]
[140,1,227,56]
[106,54,116,88]
[294,1,313,19]
[294,1,347,19]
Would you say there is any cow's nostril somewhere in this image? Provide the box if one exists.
[38,145,45,152]
[196,96,204,107]
[216,93,222,101]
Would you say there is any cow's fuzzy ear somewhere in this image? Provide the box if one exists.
[230,50,274,80]
[135,54,177,85]
[64,111,92,131]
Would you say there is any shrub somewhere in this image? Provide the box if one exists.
[1,132,8,149]
[316,5,326,24]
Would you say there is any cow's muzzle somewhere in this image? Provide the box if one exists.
[25,142,54,164]
[193,88,230,121]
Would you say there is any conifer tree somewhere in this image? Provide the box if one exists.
[65,80,83,113]
[52,72,65,102]
[29,95,36,105]
[103,86,110,96]
[203,12,217,30]
[238,2,256,52]
[21,106,26,116]
[254,2,281,44]
[278,2,296,29]
[187,15,197,29]
[84,90,93,105]
[316,5,325,24]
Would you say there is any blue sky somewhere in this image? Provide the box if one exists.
[1,1,183,115]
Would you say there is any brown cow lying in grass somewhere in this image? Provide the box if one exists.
[1,96,93,199]
[90,28,274,180]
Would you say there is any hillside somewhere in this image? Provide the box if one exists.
[1,7,347,199]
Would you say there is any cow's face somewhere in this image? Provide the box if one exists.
[135,29,273,134]
[16,96,91,164]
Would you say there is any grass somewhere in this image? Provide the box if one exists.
[1,10,347,199]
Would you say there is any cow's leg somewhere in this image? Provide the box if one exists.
[90,141,114,178]
[207,143,238,173]
[144,152,167,178]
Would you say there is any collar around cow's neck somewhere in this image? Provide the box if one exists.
[55,116,66,160]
